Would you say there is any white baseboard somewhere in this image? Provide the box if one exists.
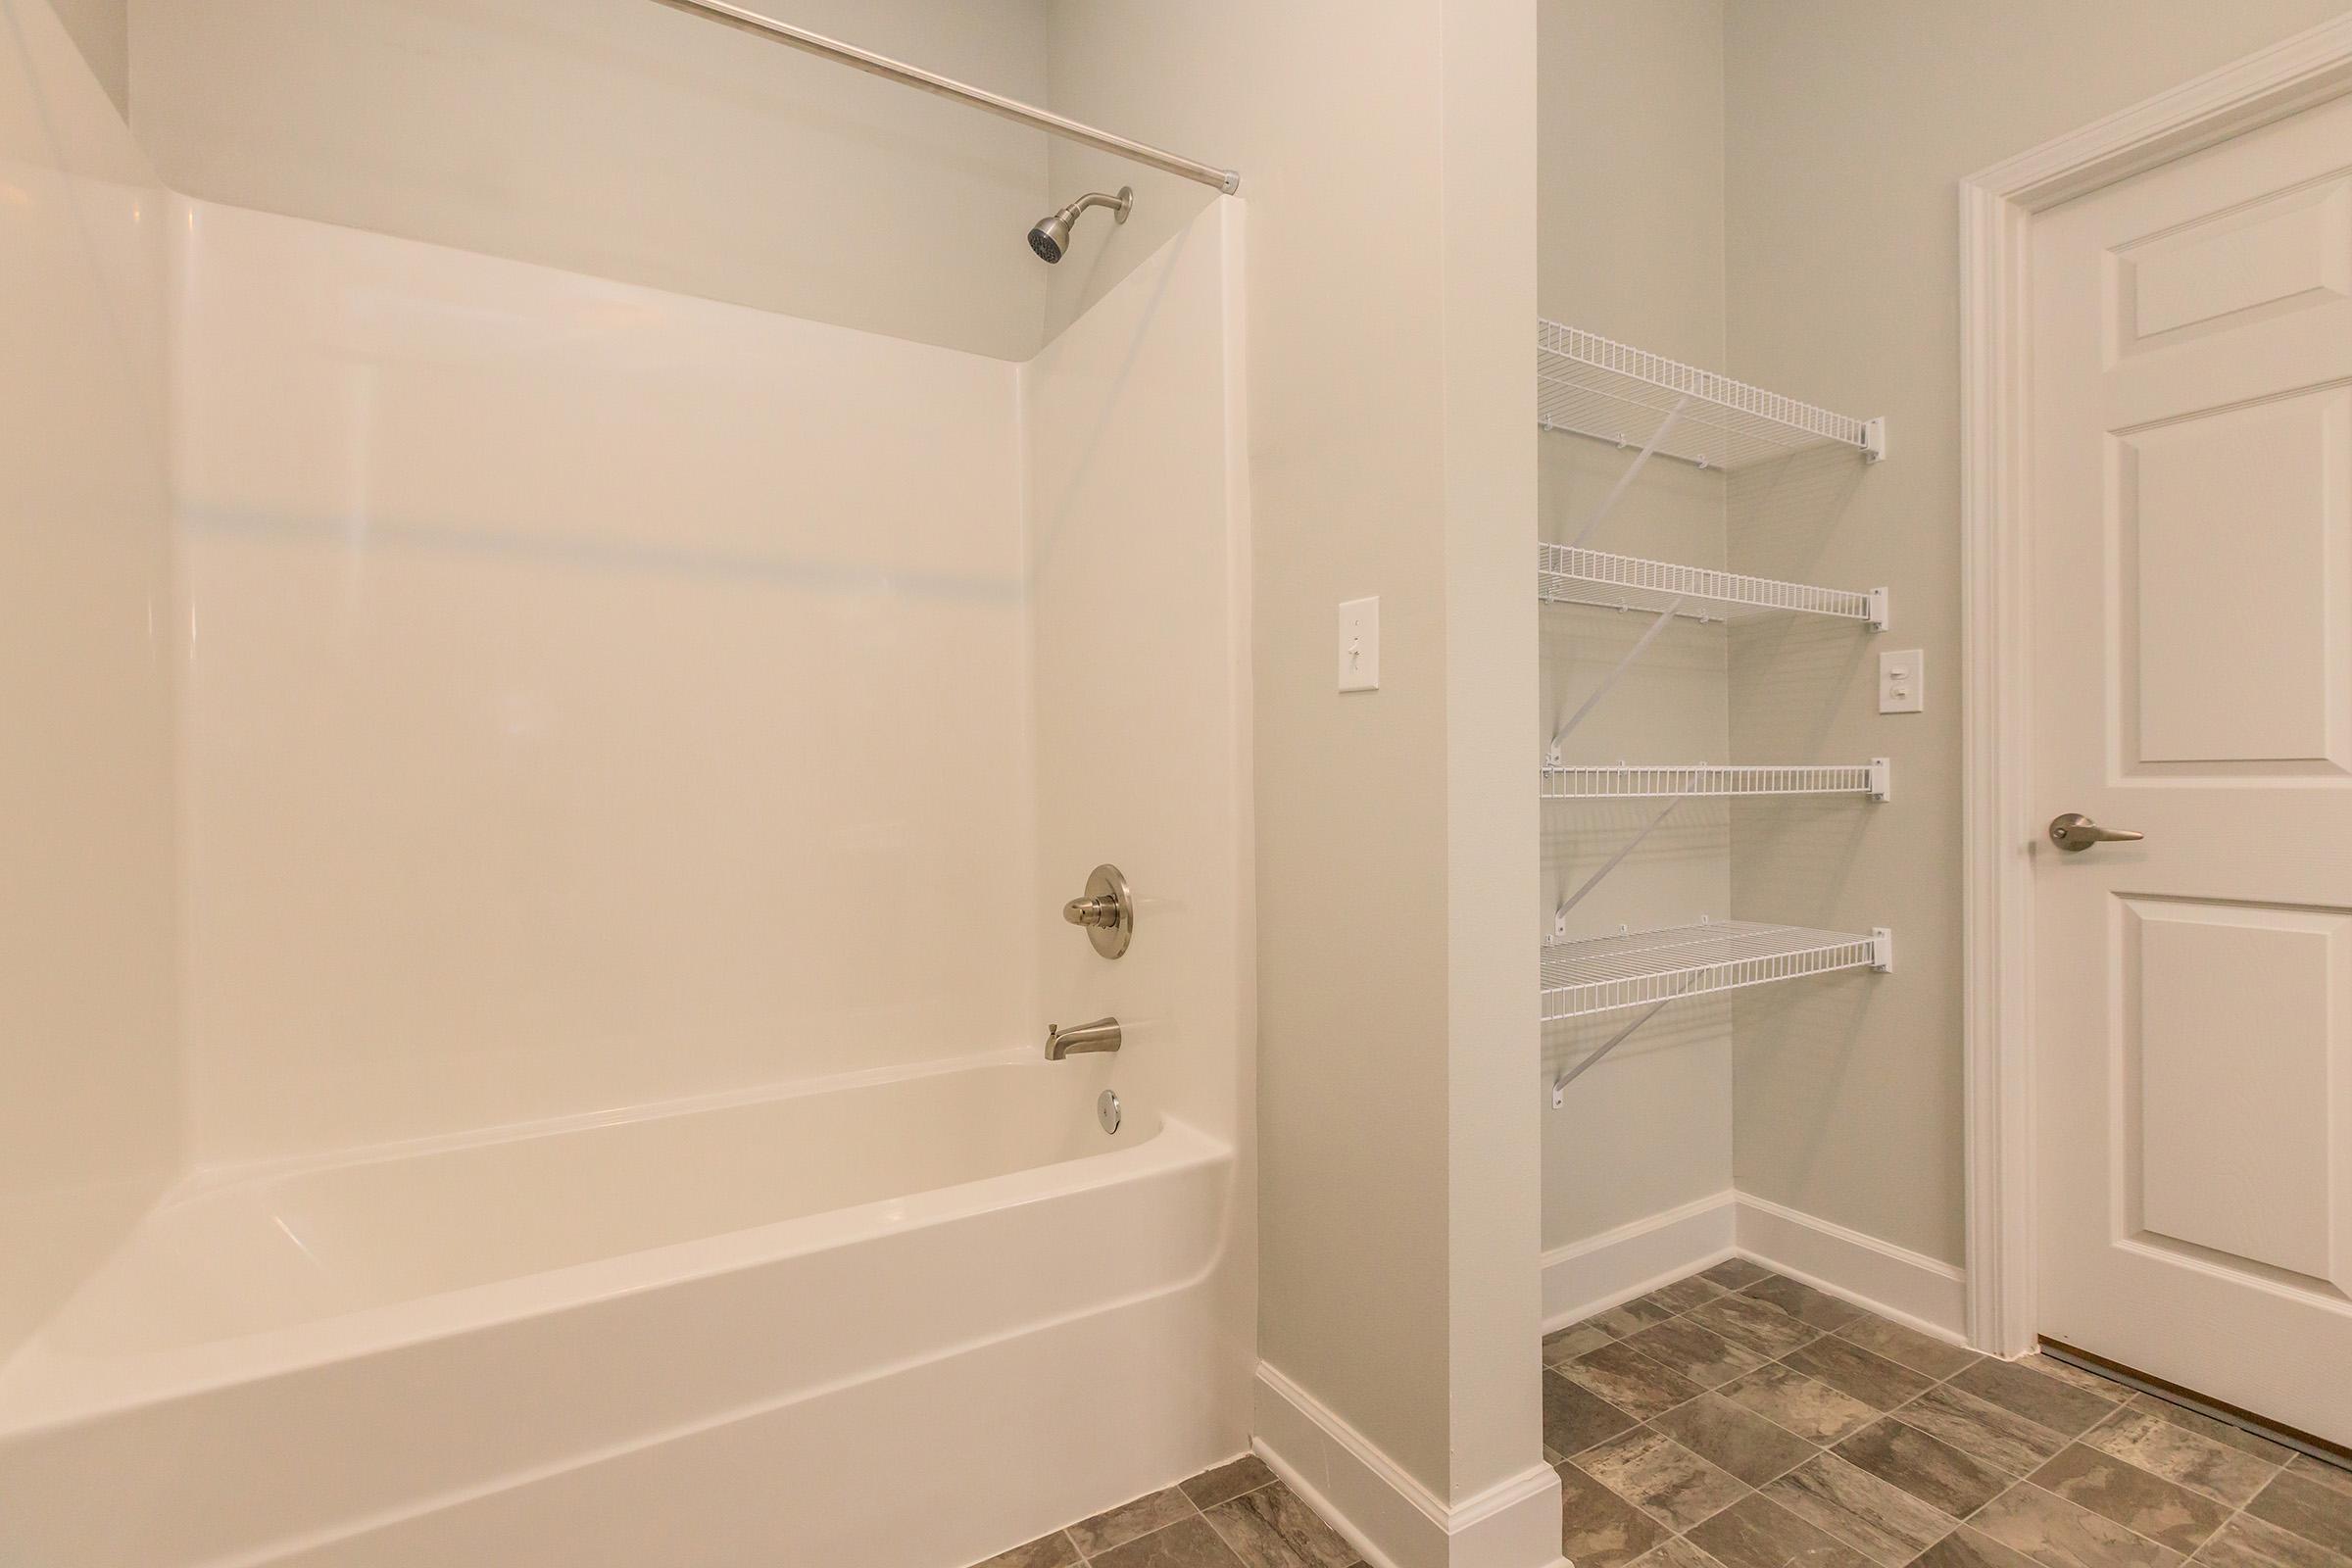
[1537,1190,1967,1346]
[1252,1364,1566,1568]
[1735,1194,1969,1344]
[1539,1191,1738,1332]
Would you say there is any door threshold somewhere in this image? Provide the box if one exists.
[2041,1339,2352,1470]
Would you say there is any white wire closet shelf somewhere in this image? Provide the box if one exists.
[1537,321,1884,469]
[1542,920,1890,1022]
[1540,544,1889,628]
[1544,761,1888,801]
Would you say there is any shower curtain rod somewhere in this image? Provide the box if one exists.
[647,0,1244,194]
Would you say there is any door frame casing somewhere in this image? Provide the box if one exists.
[1958,15,2352,1357]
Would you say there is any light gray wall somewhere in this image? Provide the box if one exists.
[125,0,1054,360]
[1537,0,1736,1250]
[1050,0,1544,1509]
[1722,0,2352,1265]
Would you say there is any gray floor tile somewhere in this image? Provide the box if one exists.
[1702,1259,1778,1291]
[1834,1318,1982,1381]
[1783,1337,1938,1412]
[1653,1393,1822,1486]
[1564,1340,1711,1421]
[1643,1275,1731,1315]
[1720,1363,1884,1446]
[1686,1491,1877,1568]
[2027,1444,2230,1555]
[2246,1470,2352,1559]
[1834,1418,2011,1519]
[1201,1481,1357,1568]
[1765,1453,1957,1565]
[1896,1384,2074,1477]
[1686,1293,1823,1361]
[1576,1426,1753,1532]
[1915,1528,2047,1568]
[2284,1454,2352,1499]
[1184,1455,1278,1510]
[2081,1406,2281,1508]
[2128,1396,2297,1467]
[1740,1276,1872,1333]
[1547,1367,1641,1456]
[2194,1510,2352,1568]
[1971,1482,2184,1568]
[1091,1516,1248,1568]
[1628,1318,1774,1389]
[2023,1357,2130,1403]
[1558,1457,1673,1568]
[1593,1297,1687,1339]
[1633,1537,1732,1568]
[1948,1361,2122,1440]
[972,1530,1081,1568]
[1547,1321,1621,1365]
[1070,1489,1198,1557]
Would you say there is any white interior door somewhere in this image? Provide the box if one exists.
[2030,89,2352,1446]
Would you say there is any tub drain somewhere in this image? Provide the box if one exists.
[1097,1089,1122,1135]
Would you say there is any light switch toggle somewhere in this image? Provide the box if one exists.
[1339,597,1380,692]
[1879,649,1924,713]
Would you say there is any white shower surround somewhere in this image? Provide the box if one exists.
[0,186,1252,1563]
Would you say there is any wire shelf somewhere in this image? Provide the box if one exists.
[1539,545,1887,627]
[1543,762,1887,801]
[1537,321,1881,469]
[1542,920,1888,1021]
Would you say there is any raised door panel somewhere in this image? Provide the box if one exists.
[2121,898,2352,1297]
[2115,386,2352,776]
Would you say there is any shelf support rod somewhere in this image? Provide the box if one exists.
[1575,396,1690,548]
[1552,977,1699,1104]
[1554,797,1682,935]
[1550,598,1685,756]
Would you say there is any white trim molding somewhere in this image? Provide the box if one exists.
[1958,13,2352,1358]
[1539,1192,1737,1332]
[1252,1364,1565,1568]
[1540,1193,1965,1347]
[1736,1195,1968,1346]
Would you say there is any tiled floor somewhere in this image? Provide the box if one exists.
[1545,1258,2352,1568]
[972,1454,1365,1568]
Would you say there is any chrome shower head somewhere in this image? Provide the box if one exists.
[1027,185,1133,264]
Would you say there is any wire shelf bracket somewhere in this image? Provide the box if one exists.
[1537,320,1886,470]
[1541,545,1889,631]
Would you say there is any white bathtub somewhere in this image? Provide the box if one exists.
[0,1058,1239,1568]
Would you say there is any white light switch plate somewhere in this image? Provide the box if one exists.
[1880,649,1924,713]
[1339,597,1380,692]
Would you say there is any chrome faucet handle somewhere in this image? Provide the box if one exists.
[1061,863,1134,958]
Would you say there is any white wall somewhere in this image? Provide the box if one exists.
[43,0,122,113]
[1721,0,2352,1267]
[1537,0,1735,1253]
[172,201,1036,1163]
[1022,198,1255,1464]
[126,0,1054,361]
[0,0,178,1355]
[1048,2,1548,1546]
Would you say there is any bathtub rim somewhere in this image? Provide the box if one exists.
[0,1054,1222,1441]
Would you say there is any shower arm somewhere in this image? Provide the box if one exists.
[646,0,1243,195]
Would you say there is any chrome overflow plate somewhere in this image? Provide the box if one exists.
[1097,1090,1122,1136]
